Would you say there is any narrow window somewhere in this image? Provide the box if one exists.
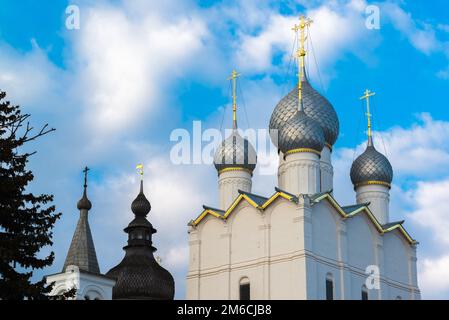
[361,285,368,300]
[239,277,250,300]
[326,274,334,300]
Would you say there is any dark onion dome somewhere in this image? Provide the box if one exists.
[350,137,393,189]
[213,129,257,174]
[269,70,339,148]
[77,188,92,211]
[278,109,325,155]
[106,180,175,300]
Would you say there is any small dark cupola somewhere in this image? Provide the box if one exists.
[106,164,175,300]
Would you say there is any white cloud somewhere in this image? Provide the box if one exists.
[235,0,372,84]
[382,2,440,55]
[409,179,449,245]
[419,254,449,299]
[72,3,208,137]
[165,245,189,270]
[0,40,64,109]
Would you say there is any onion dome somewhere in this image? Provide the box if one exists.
[213,130,257,174]
[350,137,393,189]
[278,109,325,155]
[106,180,175,300]
[269,70,339,148]
[77,188,92,211]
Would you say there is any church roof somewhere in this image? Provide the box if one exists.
[63,171,100,274]
[106,180,175,300]
[341,203,370,214]
[382,220,405,230]
[190,189,417,245]
[238,190,269,206]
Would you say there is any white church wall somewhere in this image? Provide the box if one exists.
[269,200,300,256]
[310,201,339,261]
[346,214,377,271]
[313,263,342,300]
[383,231,411,289]
[229,203,263,264]
[199,217,228,270]
[268,199,304,299]
[193,215,230,299]
[228,203,265,299]
[46,266,115,300]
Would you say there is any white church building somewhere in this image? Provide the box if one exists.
[186,16,420,300]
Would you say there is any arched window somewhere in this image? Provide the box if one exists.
[326,273,334,300]
[361,285,368,300]
[239,277,250,300]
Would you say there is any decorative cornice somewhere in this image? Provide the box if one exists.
[285,148,322,157]
[355,180,391,189]
[191,189,417,246]
[218,167,253,176]
[325,142,333,152]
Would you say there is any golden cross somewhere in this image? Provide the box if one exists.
[227,69,241,129]
[136,163,144,180]
[359,89,376,138]
[292,15,312,111]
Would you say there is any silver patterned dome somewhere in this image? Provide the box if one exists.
[213,130,257,173]
[278,109,325,154]
[269,71,339,148]
[350,138,393,188]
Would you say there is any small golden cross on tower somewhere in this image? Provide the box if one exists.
[292,15,313,111]
[136,163,144,180]
[227,69,241,129]
[359,89,376,139]
[83,166,90,188]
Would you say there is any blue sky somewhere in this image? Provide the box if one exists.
[1,0,449,299]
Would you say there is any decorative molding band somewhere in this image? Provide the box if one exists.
[325,142,333,152]
[218,167,253,176]
[355,180,391,189]
[285,148,322,157]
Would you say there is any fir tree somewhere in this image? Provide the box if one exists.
[0,90,72,299]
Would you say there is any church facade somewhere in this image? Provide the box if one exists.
[186,17,420,300]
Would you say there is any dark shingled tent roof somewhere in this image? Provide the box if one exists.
[62,175,100,274]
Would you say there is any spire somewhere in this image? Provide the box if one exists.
[63,166,100,274]
[292,15,312,112]
[360,89,376,147]
[227,69,241,129]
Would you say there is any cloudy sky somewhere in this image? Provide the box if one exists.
[1,0,449,299]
